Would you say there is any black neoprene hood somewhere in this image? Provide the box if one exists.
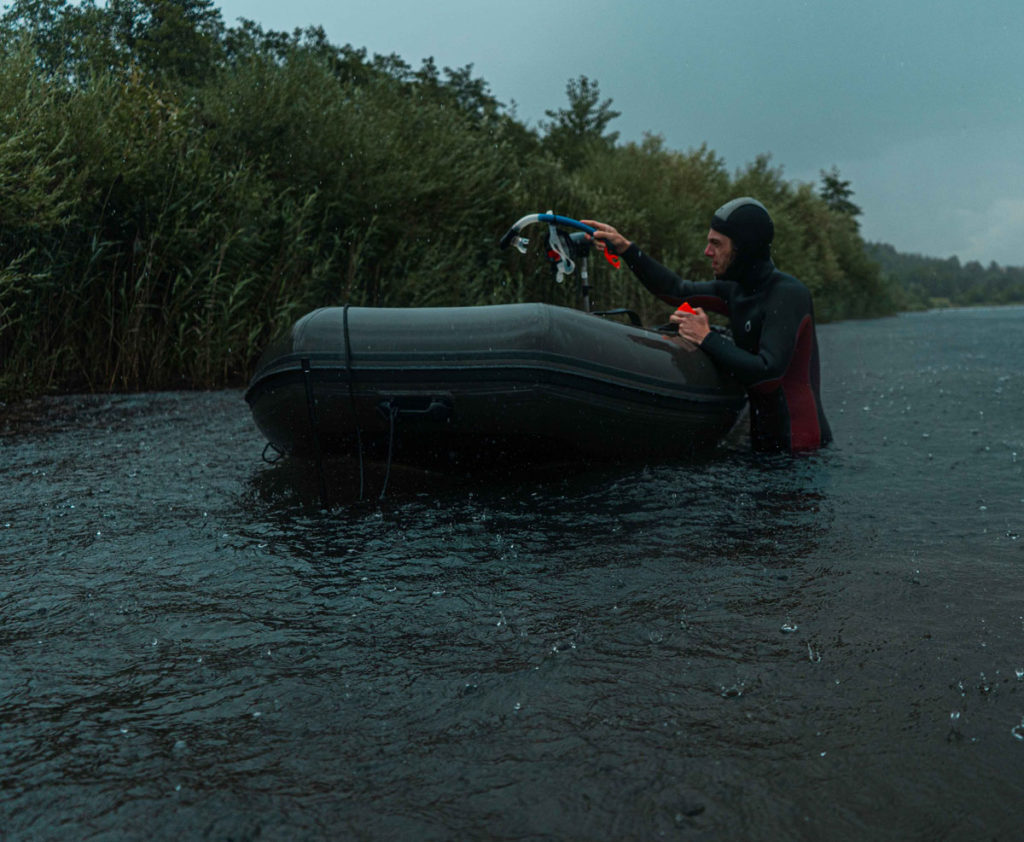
[710,197,774,260]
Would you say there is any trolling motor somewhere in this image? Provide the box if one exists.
[499,212,621,313]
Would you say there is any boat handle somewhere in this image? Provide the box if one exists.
[377,396,453,422]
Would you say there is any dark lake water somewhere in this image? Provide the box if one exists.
[3,306,1023,840]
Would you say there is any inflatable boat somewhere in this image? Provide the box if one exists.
[245,302,746,467]
[245,213,747,470]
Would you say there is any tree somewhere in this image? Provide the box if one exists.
[541,75,620,169]
[819,165,862,217]
[104,0,224,84]
[0,0,226,84]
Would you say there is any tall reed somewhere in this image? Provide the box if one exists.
[0,12,893,399]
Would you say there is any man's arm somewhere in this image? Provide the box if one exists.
[623,244,731,314]
[699,278,811,388]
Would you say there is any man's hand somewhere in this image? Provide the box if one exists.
[580,219,631,256]
[670,306,711,344]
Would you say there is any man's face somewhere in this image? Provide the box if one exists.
[705,228,735,278]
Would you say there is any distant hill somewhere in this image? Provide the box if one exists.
[865,242,1024,309]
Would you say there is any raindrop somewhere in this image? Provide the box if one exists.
[781,620,799,633]
[948,710,964,741]
[1012,721,1024,741]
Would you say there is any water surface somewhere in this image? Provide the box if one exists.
[2,307,1022,840]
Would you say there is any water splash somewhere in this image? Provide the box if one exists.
[948,710,963,742]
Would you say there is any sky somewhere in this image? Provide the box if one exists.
[214,0,1024,266]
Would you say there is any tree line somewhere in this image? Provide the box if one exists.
[864,243,1024,310]
[1,0,896,398]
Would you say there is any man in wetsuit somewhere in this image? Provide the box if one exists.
[583,197,831,453]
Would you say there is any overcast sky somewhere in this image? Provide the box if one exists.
[214,0,1024,266]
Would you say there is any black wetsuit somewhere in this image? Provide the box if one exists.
[623,244,832,453]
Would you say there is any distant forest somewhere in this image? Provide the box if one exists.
[864,243,1024,310]
[0,0,1014,398]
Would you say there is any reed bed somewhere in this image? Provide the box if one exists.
[0,4,893,398]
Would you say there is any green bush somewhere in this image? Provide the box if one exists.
[0,2,899,399]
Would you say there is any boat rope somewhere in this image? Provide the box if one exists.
[301,357,329,509]
[343,303,366,502]
[261,442,285,463]
[379,402,400,500]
